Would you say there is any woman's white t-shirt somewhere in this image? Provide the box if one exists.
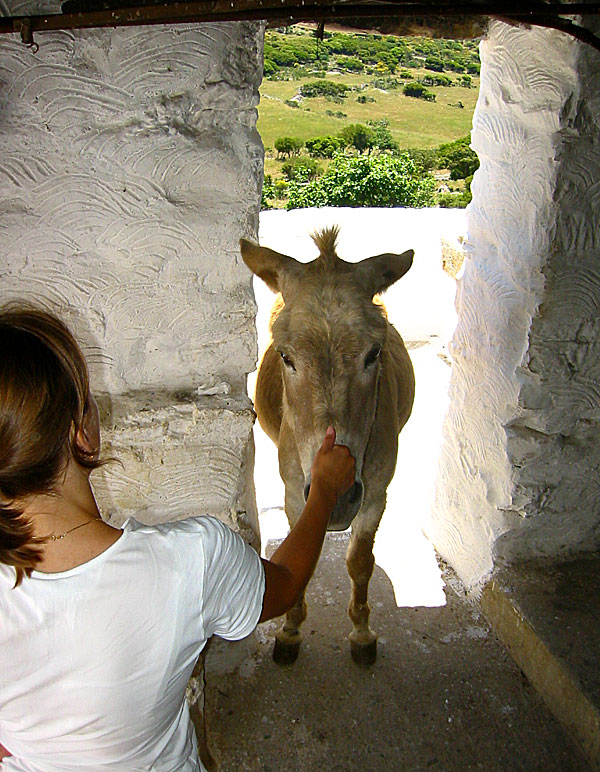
[0,516,265,772]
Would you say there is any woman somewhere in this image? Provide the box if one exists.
[0,304,354,771]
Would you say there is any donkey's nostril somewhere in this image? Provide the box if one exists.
[348,481,363,505]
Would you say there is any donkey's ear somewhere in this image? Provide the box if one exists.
[355,249,414,297]
[240,238,302,294]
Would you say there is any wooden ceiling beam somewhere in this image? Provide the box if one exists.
[1,0,599,52]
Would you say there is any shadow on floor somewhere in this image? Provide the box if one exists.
[204,533,588,772]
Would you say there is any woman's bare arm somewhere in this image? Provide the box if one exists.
[259,427,355,622]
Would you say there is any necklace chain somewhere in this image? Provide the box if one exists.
[48,516,103,542]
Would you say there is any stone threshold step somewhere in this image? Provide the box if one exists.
[480,553,600,771]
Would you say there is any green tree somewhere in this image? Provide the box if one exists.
[425,55,445,72]
[261,175,276,210]
[437,174,474,208]
[274,136,304,158]
[437,136,480,179]
[366,119,399,153]
[421,73,453,87]
[340,124,375,154]
[403,82,436,101]
[299,80,350,100]
[399,147,438,173]
[305,135,347,158]
[286,153,435,209]
[281,156,322,180]
[335,55,363,72]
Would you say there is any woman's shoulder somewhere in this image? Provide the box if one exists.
[124,515,236,558]
[126,514,227,538]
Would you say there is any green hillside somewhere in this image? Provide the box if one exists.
[258,72,478,152]
[257,27,481,208]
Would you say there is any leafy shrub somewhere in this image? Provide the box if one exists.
[356,94,376,103]
[437,136,480,179]
[403,82,436,101]
[366,118,399,153]
[263,59,277,77]
[371,76,401,90]
[274,136,304,158]
[336,55,363,72]
[305,135,347,158]
[286,153,435,209]
[281,157,322,181]
[425,55,445,72]
[284,99,301,109]
[445,59,466,73]
[299,80,350,100]
[437,176,473,208]
[261,175,276,209]
[340,124,375,154]
[420,74,453,88]
[326,33,360,56]
[399,147,439,173]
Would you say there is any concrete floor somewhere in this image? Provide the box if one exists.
[203,534,589,772]
[481,553,600,770]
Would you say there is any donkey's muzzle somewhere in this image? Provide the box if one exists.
[304,479,364,531]
[328,480,364,531]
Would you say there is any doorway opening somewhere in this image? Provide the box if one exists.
[248,206,466,607]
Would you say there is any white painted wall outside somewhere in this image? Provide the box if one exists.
[430,20,600,591]
[0,11,264,550]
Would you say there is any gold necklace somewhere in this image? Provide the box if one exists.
[48,516,103,542]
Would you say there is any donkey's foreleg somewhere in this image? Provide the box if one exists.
[273,591,307,664]
[346,524,379,666]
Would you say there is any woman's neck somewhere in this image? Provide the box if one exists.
[22,457,120,574]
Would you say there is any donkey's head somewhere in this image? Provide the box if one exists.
[241,226,413,530]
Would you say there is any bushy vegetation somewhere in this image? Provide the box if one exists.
[262,130,478,210]
[259,27,481,210]
[299,80,350,100]
[403,82,436,101]
[285,153,435,209]
[274,136,304,158]
[437,135,480,180]
[263,28,480,79]
[305,135,347,158]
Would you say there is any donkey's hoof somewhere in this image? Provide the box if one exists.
[273,638,301,665]
[350,639,377,667]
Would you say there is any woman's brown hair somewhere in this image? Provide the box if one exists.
[0,304,102,586]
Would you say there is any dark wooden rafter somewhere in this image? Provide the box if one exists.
[1,0,599,53]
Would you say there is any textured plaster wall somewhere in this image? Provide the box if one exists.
[0,11,264,545]
[428,20,600,590]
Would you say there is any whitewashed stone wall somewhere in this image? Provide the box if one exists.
[0,12,264,546]
[428,19,600,590]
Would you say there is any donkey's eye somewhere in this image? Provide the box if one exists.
[280,352,296,371]
[364,345,382,369]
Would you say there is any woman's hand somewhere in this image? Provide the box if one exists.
[309,426,355,504]
[259,426,355,623]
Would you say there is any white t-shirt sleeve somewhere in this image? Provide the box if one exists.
[200,517,265,641]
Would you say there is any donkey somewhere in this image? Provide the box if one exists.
[240,226,415,666]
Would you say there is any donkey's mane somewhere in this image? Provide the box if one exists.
[311,226,341,269]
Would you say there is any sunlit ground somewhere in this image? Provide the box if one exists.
[249,207,465,608]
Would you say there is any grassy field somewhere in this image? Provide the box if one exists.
[257,69,479,154]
